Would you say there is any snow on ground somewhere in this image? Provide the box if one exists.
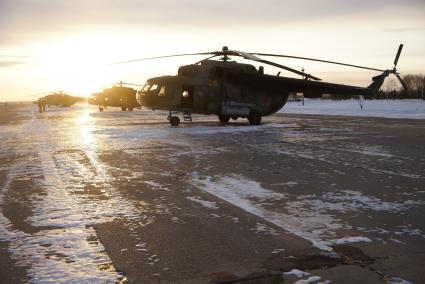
[192,174,423,251]
[186,196,218,209]
[280,99,425,119]
[387,276,413,284]
[293,276,323,284]
[326,237,372,245]
[0,111,153,283]
[283,269,311,278]
[282,269,331,284]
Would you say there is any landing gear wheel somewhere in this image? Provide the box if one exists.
[128,107,133,111]
[248,115,262,125]
[99,106,104,112]
[121,106,127,111]
[170,116,180,126]
[219,115,230,123]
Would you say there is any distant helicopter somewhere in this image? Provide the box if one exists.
[89,81,141,111]
[34,91,84,112]
[114,45,406,126]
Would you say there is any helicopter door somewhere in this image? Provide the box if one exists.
[181,85,194,108]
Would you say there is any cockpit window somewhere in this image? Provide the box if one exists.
[140,83,160,96]
[142,83,151,92]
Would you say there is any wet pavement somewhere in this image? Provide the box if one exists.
[0,104,424,283]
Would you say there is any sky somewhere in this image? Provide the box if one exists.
[0,0,424,101]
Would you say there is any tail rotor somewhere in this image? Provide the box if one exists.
[391,44,408,91]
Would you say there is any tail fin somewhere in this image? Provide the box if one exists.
[367,70,391,95]
[367,44,406,95]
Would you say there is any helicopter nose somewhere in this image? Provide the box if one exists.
[136,90,146,105]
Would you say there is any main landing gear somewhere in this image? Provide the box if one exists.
[167,111,262,126]
[218,114,262,125]
[218,115,230,123]
[248,114,262,125]
[170,116,180,126]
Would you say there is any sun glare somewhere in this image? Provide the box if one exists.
[35,33,159,97]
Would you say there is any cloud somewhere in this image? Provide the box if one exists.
[1,0,423,45]
[0,61,25,68]
[0,54,33,68]
[384,27,425,33]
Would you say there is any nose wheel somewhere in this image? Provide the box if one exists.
[168,110,181,126]
[170,116,180,126]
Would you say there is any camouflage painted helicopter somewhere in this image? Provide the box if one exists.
[89,81,141,111]
[115,45,406,126]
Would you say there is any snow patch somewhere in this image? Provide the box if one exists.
[283,269,310,277]
[387,276,413,284]
[191,174,338,250]
[186,196,218,209]
[294,276,322,284]
[280,99,425,120]
[191,174,421,251]
[253,223,279,236]
[325,236,372,245]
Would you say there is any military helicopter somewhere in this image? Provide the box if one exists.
[34,91,84,109]
[114,45,406,126]
[89,81,141,111]
[44,91,84,107]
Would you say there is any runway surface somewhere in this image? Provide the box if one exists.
[1,104,424,283]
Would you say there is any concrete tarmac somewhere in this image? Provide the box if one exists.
[0,105,424,283]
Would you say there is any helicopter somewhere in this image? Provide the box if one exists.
[114,45,406,126]
[33,91,84,111]
[44,91,84,107]
[88,81,141,111]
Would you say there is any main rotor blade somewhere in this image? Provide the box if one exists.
[257,58,321,80]
[230,50,320,80]
[194,54,219,65]
[396,74,408,90]
[394,44,403,67]
[231,50,262,61]
[251,53,386,72]
[109,52,212,65]
[119,82,143,87]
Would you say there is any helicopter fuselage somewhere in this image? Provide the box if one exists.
[44,93,80,107]
[89,86,140,111]
[137,60,289,119]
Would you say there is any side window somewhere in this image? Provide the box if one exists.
[158,86,166,97]
[150,84,158,91]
